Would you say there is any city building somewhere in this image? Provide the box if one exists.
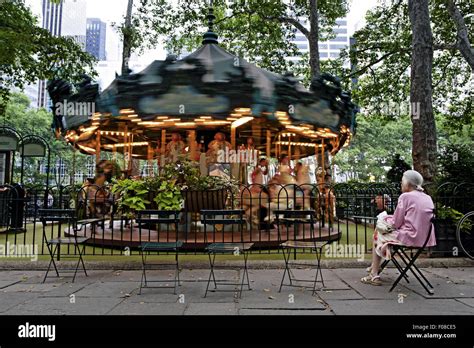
[86,18,107,61]
[33,0,87,109]
[289,17,349,63]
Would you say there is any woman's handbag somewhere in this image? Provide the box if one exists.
[375,211,395,235]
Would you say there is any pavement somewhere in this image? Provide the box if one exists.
[1,265,473,315]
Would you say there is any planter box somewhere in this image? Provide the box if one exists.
[431,219,457,257]
[182,189,227,213]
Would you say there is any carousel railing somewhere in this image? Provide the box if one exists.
[0,182,414,258]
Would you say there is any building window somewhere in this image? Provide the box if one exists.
[293,36,307,42]
[330,52,340,58]
[330,44,347,50]
[319,43,328,49]
[330,36,348,42]
[320,52,328,58]
[297,43,308,50]
[333,28,347,34]
[336,19,347,26]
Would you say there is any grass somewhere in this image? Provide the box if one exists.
[0,219,374,262]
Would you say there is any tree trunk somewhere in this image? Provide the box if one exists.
[408,0,437,185]
[446,0,474,71]
[308,0,321,79]
[121,0,133,76]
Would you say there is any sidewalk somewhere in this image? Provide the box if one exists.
[1,266,473,315]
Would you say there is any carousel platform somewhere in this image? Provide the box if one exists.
[64,220,341,251]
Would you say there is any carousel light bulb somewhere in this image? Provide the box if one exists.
[234,107,251,114]
[176,122,196,127]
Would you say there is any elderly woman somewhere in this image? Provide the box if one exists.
[361,170,436,286]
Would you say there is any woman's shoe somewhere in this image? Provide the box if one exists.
[361,274,382,286]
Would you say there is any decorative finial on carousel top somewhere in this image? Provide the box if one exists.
[202,0,218,45]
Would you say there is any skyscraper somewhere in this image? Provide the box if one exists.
[35,0,87,108]
[86,18,107,61]
[289,17,349,63]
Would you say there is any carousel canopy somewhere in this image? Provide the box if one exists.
[47,8,357,159]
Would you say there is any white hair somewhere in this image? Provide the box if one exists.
[402,170,424,191]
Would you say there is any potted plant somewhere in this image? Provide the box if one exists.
[145,177,183,211]
[432,205,466,256]
[159,160,238,213]
[111,178,150,219]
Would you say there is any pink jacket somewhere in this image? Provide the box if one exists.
[384,190,436,247]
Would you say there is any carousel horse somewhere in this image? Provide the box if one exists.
[84,160,119,228]
[265,173,296,222]
[239,164,269,225]
[295,162,312,209]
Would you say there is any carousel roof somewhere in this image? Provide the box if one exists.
[47,7,357,158]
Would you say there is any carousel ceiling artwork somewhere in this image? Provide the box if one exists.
[47,7,358,160]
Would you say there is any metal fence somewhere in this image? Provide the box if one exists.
[0,181,471,257]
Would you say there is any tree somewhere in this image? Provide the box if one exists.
[446,0,474,70]
[332,116,413,182]
[4,93,92,186]
[130,0,349,80]
[386,154,411,184]
[0,1,96,115]
[335,0,472,183]
[121,0,135,75]
[437,143,474,185]
[408,0,437,184]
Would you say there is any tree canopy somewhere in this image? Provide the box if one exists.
[0,1,96,114]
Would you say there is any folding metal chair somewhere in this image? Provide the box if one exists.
[137,210,183,295]
[39,209,93,283]
[380,217,435,295]
[201,209,253,298]
[275,209,327,296]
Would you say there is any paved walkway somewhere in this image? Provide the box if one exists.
[1,266,473,315]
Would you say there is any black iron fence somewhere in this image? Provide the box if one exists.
[0,182,471,257]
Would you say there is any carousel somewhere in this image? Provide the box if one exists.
[47,8,357,249]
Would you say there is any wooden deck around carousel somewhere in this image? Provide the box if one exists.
[64,219,341,251]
